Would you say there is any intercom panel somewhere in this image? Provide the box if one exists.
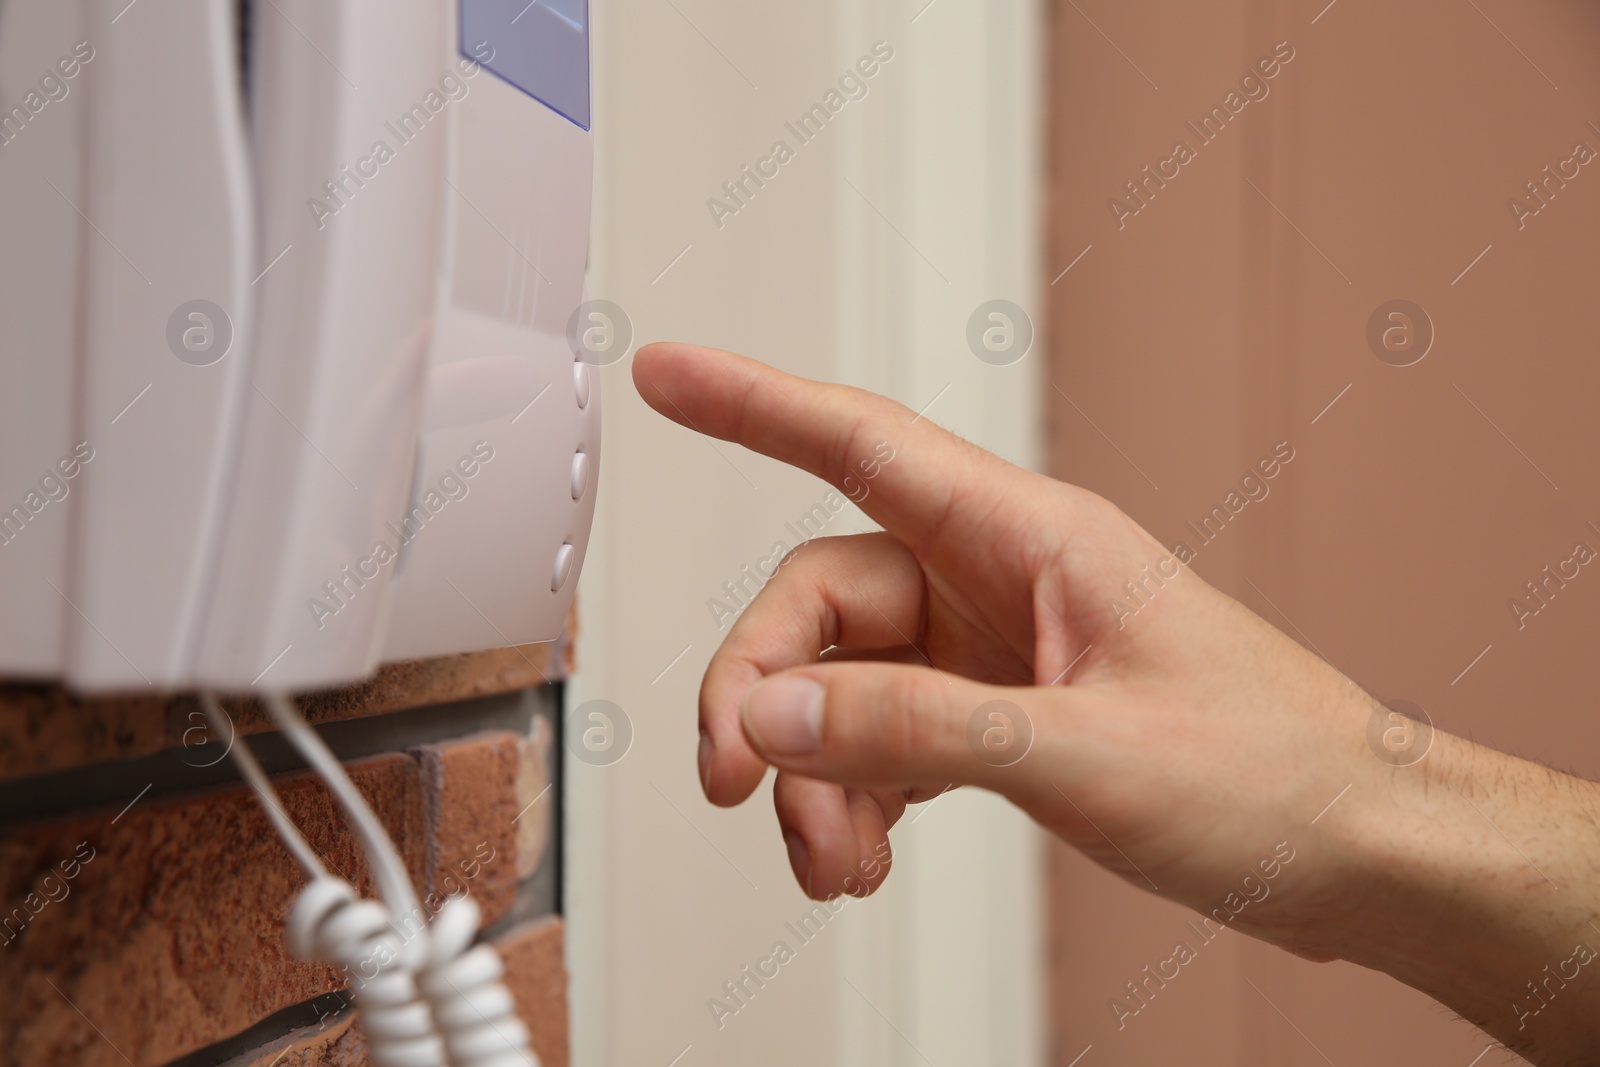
[0,0,598,693]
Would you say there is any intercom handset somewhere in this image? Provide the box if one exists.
[0,0,599,692]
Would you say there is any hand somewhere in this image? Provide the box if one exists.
[632,341,1359,928]
[633,342,1600,1063]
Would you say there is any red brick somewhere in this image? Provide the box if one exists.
[0,755,422,1067]
[499,917,571,1067]
[411,731,524,925]
[234,918,569,1067]
[0,685,169,782]
[516,715,554,881]
[0,729,530,1067]
[0,598,575,782]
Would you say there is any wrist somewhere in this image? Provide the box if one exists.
[1303,726,1600,1061]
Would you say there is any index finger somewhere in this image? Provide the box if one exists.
[632,342,1010,556]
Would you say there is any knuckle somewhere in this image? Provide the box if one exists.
[824,385,903,484]
[824,411,875,493]
[868,671,944,759]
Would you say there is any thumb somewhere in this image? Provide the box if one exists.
[739,662,1048,795]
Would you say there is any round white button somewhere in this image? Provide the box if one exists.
[570,451,589,500]
[551,542,576,592]
[573,361,591,408]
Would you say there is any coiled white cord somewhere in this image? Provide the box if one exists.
[202,692,540,1067]
[420,895,535,1067]
[289,878,446,1067]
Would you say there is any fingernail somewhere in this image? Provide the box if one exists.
[784,830,813,896]
[698,730,715,793]
[742,677,824,756]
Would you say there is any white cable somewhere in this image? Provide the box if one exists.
[203,692,446,1067]
[200,693,326,878]
[261,691,423,925]
[421,894,539,1067]
[210,690,541,1067]
[288,878,448,1067]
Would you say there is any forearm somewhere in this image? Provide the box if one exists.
[1314,729,1600,1064]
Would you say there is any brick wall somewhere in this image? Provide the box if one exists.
[0,636,573,1067]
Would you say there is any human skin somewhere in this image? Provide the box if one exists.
[632,341,1600,1064]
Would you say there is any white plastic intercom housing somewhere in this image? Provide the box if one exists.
[0,0,599,693]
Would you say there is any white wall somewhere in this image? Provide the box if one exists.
[568,1,1045,1063]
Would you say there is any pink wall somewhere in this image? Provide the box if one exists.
[1046,0,1600,1061]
